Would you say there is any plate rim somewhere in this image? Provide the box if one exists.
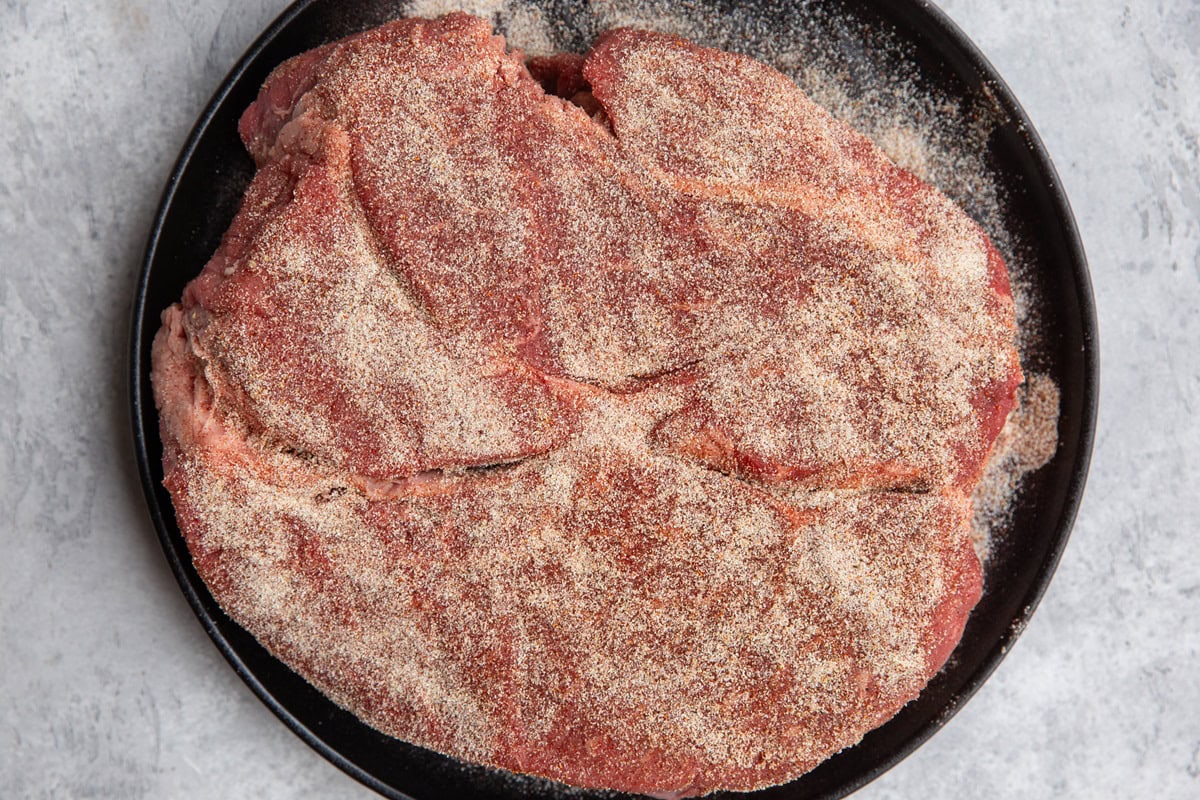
[128,1,1099,798]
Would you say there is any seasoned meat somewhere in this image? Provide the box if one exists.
[152,13,1019,796]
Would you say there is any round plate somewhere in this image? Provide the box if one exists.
[129,1,1098,798]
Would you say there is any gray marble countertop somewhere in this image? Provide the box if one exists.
[2,1,1197,797]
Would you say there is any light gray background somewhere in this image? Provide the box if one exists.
[2,0,1197,797]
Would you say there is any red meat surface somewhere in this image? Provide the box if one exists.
[152,13,1018,796]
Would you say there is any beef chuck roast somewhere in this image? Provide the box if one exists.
[152,13,1020,796]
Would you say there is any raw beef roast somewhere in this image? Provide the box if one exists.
[152,13,1021,796]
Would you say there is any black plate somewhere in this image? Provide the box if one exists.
[129,1,1098,798]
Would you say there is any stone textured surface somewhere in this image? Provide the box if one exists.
[1,1,1197,798]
